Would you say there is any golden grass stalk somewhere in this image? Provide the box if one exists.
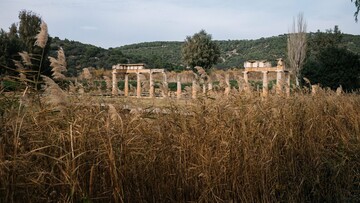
[68,81,76,94]
[1,90,360,202]
[34,21,48,48]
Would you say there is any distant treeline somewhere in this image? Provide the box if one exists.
[2,22,360,77]
[47,33,360,77]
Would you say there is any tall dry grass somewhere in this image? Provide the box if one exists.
[0,89,359,202]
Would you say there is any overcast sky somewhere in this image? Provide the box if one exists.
[0,0,359,48]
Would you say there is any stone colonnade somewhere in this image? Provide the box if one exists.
[243,70,291,97]
[112,62,292,99]
[243,58,290,97]
[112,64,167,98]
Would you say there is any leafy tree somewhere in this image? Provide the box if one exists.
[301,46,360,91]
[303,26,360,91]
[352,0,360,22]
[182,30,220,72]
[308,25,342,54]
[18,10,42,53]
[0,26,22,76]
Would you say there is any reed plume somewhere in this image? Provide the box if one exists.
[68,81,76,94]
[34,21,48,48]
[13,60,27,81]
[18,51,32,66]
[41,75,68,109]
[49,47,67,80]
[82,68,92,80]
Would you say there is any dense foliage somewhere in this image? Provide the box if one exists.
[182,30,220,71]
[0,10,52,79]
[352,0,360,21]
[303,47,360,91]
[302,27,360,91]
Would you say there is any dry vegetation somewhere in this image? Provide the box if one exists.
[1,87,360,202]
[1,18,360,203]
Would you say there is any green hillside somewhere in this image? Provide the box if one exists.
[115,33,360,69]
[46,33,360,76]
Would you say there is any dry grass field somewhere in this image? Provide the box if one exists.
[1,87,359,202]
[1,19,359,202]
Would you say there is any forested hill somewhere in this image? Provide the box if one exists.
[115,36,288,69]
[49,33,360,76]
[115,33,360,68]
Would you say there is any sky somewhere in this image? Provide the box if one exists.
[0,0,359,48]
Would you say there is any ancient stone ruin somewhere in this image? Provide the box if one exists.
[243,58,290,97]
[112,59,291,99]
[112,63,167,98]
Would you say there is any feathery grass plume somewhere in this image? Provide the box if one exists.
[82,68,92,80]
[49,47,67,80]
[336,85,343,95]
[13,59,24,70]
[108,104,121,123]
[18,51,32,66]
[56,47,66,66]
[68,81,76,94]
[78,84,85,95]
[303,77,311,85]
[80,68,92,80]
[41,75,68,109]
[103,76,112,90]
[194,66,207,79]
[34,21,48,48]
[13,60,27,81]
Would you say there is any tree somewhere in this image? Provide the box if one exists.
[0,26,22,76]
[182,30,220,72]
[307,25,343,58]
[352,0,360,22]
[301,46,360,91]
[18,10,42,53]
[287,13,307,87]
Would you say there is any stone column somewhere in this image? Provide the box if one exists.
[262,71,269,97]
[192,79,197,99]
[176,73,181,99]
[149,72,154,98]
[136,72,141,98]
[208,80,213,91]
[285,71,291,97]
[162,72,168,98]
[276,70,283,95]
[124,73,129,97]
[243,71,249,92]
[112,68,118,96]
[224,73,230,95]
